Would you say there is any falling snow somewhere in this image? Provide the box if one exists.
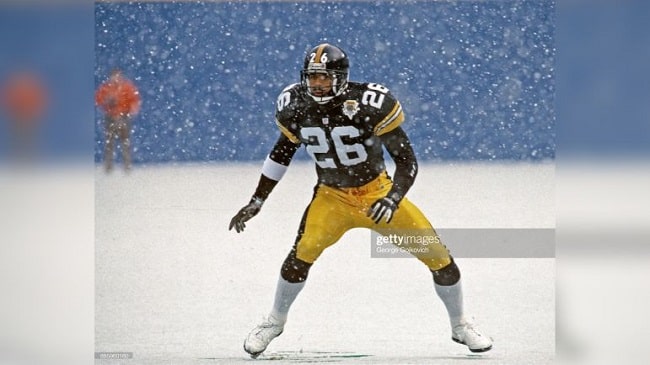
[94,1,555,164]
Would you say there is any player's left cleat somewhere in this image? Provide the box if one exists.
[243,316,284,358]
[452,320,493,353]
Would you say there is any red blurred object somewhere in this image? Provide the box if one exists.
[95,69,140,119]
[1,70,49,161]
[1,70,48,129]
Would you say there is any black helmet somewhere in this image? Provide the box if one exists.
[300,43,349,103]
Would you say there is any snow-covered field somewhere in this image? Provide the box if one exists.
[95,162,555,364]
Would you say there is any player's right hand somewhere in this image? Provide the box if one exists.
[368,196,398,224]
[229,197,264,233]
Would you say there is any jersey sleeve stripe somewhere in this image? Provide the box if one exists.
[275,118,301,144]
[374,102,404,135]
[262,155,289,181]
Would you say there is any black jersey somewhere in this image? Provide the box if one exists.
[274,81,405,188]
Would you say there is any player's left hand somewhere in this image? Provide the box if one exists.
[368,197,398,224]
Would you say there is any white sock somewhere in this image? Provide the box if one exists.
[434,280,465,328]
[269,276,305,325]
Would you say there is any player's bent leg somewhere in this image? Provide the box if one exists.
[243,261,321,358]
[244,250,310,358]
[244,187,352,358]
[368,191,493,353]
[432,259,493,353]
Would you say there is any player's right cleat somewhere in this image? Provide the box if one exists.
[243,316,284,358]
[451,320,493,353]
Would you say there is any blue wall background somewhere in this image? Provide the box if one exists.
[0,4,93,160]
[95,0,555,164]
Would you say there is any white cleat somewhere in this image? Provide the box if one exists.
[452,320,493,353]
[243,317,284,358]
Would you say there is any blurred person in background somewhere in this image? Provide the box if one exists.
[95,68,140,172]
[0,70,48,162]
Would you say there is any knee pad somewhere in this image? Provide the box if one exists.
[432,257,461,286]
[280,249,313,283]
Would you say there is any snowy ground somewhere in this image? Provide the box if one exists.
[95,162,555,364]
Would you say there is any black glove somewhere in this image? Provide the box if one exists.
[367,196,398,224]
[229,197,264,233]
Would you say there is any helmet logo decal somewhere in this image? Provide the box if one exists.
[313,44,328,64]
[342,100,360,120]
[309,52,328,70]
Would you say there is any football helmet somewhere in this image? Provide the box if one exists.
[300,43,349,103]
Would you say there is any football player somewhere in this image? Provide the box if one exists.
[229,43,492,357]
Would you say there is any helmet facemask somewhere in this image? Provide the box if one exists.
[301,69,348,104]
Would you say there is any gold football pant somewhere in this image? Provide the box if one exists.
[294,172,452,270]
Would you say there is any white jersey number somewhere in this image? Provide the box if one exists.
[361,83,389,109]
[277,92,291,112]
[301,126,368,168]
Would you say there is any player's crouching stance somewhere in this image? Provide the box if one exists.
[229,43,493,358]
